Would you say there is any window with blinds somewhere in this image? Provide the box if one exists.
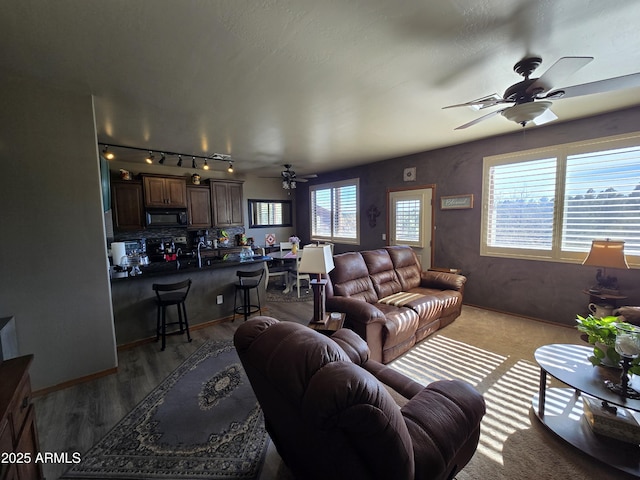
[482,133,640,265]
[395,198,422,244]
[310,179,359,244]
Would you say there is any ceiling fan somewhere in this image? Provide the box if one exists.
[281,164,317,190]
[443,56,640,130]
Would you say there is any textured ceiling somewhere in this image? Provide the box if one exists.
[2,0,640,176]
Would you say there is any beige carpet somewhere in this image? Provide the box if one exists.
[389,305,637,480]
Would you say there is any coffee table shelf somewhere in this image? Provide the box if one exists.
[534,344,640,477]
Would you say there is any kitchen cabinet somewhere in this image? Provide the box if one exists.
[0,355,43,480]
[111,181,144,230]
[187,185,212,229]
[211,180,244,226]
[142,175,187,208]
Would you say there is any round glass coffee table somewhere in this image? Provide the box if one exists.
[533,344,640,476]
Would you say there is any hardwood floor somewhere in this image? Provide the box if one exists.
[34,300,310,480]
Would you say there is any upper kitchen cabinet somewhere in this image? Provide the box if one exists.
[211,180,244,226]
[111,181,144,230]
[187,185,212,229]
[142,175,187,208]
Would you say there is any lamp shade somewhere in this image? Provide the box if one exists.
[583,240,629,269]
[298,245,335,274]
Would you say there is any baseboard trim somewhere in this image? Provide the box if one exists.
[33,367,118,397]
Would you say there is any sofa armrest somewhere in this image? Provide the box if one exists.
[402,379,485,480]
[420,270,466,291]
[326,296,387,326]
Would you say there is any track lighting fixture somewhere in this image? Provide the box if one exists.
[102,145,115,160]
[97,143,235,172]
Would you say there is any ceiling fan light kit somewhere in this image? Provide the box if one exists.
[444,56,640,130]
[501,101,552,126]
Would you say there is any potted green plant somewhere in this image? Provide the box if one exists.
[576,314,640,374]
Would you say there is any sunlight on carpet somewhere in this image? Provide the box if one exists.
[390,335,548,468]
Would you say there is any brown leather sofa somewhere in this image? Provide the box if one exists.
[326,245,466,363]
[234,316,486,480]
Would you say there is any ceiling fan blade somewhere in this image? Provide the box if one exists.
[527,56,594,95]
[454,108,508,130]
[443,94,505,110]
[543,72,640,100]
[531,108,558,126]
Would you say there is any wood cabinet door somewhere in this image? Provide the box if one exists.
[111,182,144,230]
[15,407,43,480]
[143,176,167,207]
[212,182,230,225]
[187,186,212,228]
[227,182,244,225]
[165,177,187,207]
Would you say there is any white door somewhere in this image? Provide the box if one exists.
[388,188,433,269]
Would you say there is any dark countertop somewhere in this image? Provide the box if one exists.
[111,255,272,281]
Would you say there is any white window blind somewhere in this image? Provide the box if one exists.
[563,146,640,256]
[254,202,283,225]
[486,157,557,251]
[311,179,359,244]
[395,199,421,243]
[482,133,640,264]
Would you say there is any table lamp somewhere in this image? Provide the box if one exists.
[582,239,629,294]
[298,244,335,324]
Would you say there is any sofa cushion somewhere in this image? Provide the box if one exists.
[362,249,403,298]
[408,287,462,324]
[330,252,378,303]
[385,246,422,291]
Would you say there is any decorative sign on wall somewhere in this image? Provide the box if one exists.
[265,233,276,246]
[403,167,416,182]
[440,194,474,210]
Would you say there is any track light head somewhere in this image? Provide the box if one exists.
[177,155,183,167]
[145,151,154,164]
[159,153,166,165]
[203,159,209,170]
[102,145,115,160]
[192,156,197,169]
[228,161,234,173]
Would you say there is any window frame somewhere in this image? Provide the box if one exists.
[481,132,640,267]
[309,178,360,245]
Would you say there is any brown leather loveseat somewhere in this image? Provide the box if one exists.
[326,245,466,363]
[234,316,486,480]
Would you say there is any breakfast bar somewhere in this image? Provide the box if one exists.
[110,254,270,346]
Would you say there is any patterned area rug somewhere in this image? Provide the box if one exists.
[265,283,312,303]
[62,341,268,479]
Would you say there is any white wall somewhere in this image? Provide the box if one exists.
[0,72,117,390]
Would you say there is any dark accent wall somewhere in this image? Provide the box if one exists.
[296,107,640,326]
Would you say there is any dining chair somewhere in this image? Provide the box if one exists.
[280,241,293,252]
[290,247,311,298]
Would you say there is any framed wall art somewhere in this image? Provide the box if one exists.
[440,194,474,210]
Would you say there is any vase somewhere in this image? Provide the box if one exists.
[292,243,298,254]
[595,342,620,368]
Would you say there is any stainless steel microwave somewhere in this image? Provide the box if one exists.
[145,209,188,227]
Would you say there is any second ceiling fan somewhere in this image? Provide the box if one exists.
[444,56,640,130]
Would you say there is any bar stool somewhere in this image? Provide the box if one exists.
[233,269,265,322]
[152,279,192,351]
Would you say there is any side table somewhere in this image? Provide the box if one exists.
[308,312,345,336]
